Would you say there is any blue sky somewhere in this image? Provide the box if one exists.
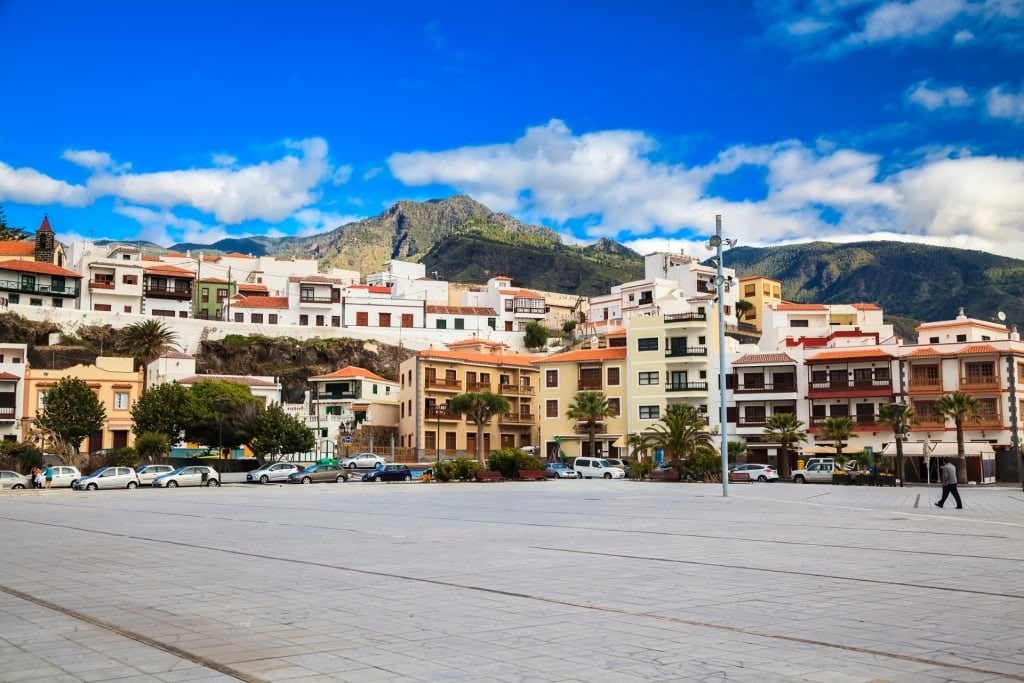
[2,1,1023,258]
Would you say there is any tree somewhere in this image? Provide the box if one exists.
[524,320,549,351]
[736,299,754,322]
[248,403,316,465]
[877,402,916,487]
[818,416,858,464]
[34,377,106,463]
[566,391,615,460]
[0,205,29,241]
[934,392,981,482]
[134,431,171,465]
[120,319,180,367]
[183,380,262,451]
[449,391,511,461]
[643,403,715,475]
[763,413,807,479]
[130,382,193,443]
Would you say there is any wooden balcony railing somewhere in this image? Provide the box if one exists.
[501,412,536,424]
[465,382,491,392]
[735,382,797,394]
[577,379,603,391]
[960,377,998,389]
[499,383,535,395]
[89,280,116,290]
[425,407,460,421]
[426,378,462,391]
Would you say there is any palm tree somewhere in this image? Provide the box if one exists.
[120,319,180,367]
[934,392,981,482]
[818,416,858,465]
[643,403,715,475]
[565,391,614,459]
[763,413,807,479]
[877,402,916,487]
[449,391,511,461]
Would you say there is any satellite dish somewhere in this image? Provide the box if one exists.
[998,311,1007,321]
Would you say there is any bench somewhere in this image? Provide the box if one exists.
[728,471,752,483]
[516,469,547,481]
[475,471,504,482]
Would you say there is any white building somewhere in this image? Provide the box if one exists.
[0,343,28,443]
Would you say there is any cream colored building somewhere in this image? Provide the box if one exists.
[399,339,541,460]
[737,276,783,333]
[23,356,144,454]
[533,343,628,461]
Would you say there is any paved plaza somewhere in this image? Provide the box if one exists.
[1,479,1023,682]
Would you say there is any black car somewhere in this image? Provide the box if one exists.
[362,464,413,482]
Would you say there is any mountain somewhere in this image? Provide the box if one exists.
[169,237,272,256]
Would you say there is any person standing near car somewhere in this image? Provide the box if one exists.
[43,465,53,489]
[935,458,963,509]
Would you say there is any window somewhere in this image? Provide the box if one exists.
[332,316,341,327]
[299,315,309,326]
[639,405,660,420]
[124,306,132,313]
[929,337,940,344]
[874,367,889,381]
[37,391,48,408]
[698,336,706,345]
[791,319,809,327]
[8,293,18,304]
[123,274,137,285]
[487,317,496,329]
[268,314,278,324]
[546,370,558,387]
[436,319,447,329]
[504,299,513,312]
[217,288,228,302]
[315,315,325,326]
[608,398,620,416]
[546,400,558,417]
[356,312,368,326]
[114,392,130,410]
[964,362,994,383]
[251,313,263,324]
[379,312,391,327]
[52,299,63,308]
[744,284,756,296]
[93,303,112,312]
[454,318,465,330]
[956,334,967,342]
[445,432,456,450]
[637,337,658,351]
[402,314,413,328]
[30,298,42,306]
[607,367,620,385]
[234,312,243,322]
[638,371,658,385]
[201,287,209,302]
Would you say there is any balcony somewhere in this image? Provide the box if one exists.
[574,422,608,434]
[144,285,193,300]
[908,377,941,390]
[501,412,536,424]
[737,416,769,427]
[426,378,462,392]
[665,347,708,358]
[0,278,80,298]
[577,379,603,391]
[89,280,116,290]
[465,381,492,392]
[499,383,535,396]
[425,407,460,421]
[808,379,892,394]
[666,381,709,392]
[664,312,707,324]
[314,391,357,400]
[0,406,15,420]
[960,376,998,390]
[808,415,879,428]
[735,381,796,394]
[299,295,336,304]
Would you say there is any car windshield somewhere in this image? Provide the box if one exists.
[166,467,188,475]
[597,460,611,467]
[302,465,319,472]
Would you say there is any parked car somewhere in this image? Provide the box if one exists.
[792,461,835,484]
[362,464,413,482]
[246,462,302,484]
[153,466,220,488]
[603,458,633,478]
[341,453,386,469]
[572,457,626,479]
[46,466,82,488]
[0,470,31,489]
[544,462,580,479]
[136,464,176,486]
[731,463,779,482]
[73,466,141,490]
[288,463,349,484]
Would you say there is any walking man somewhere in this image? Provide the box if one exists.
[935,458,963,509]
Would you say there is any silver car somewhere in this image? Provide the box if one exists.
[0,470,32,489]
[340,452,385,469]
[136,464,175,485]
[153,466,220,488]
[246,462,301,484]
[73,466,141,490]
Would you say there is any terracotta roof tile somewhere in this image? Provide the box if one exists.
[38,216,53,233]
[237,283,268,292]
[774,303,828,311]
[308,365,391,382]
[851,303,881,310]
[418,348,541,368]
[807,347,893,361]
[0,242,36,256]
[532,348,627,364]
[906,347,939,356]
[144,263,194,277]
[0,259,82,278]
[961,344,999,354]
[500,289,544,298]
[733,352,797,365]
[230,296,289,309]
[224,252,255,258]
[0,371,21,380]
[447,338,508,349]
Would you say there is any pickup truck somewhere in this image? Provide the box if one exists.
[792,461,836,483]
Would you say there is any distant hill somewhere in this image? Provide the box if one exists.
[169,237,271,256]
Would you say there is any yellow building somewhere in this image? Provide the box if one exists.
[533,343,628,461]
[738,276,783,333]
[399,339,541,460]
[23,356,144,454]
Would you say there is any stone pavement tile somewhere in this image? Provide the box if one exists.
[151,668,238,683]
[2,664,77,681]
[76,665,151,682]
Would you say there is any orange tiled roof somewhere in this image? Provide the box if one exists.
[418,348,541,368]
[0,259,82,278]
[237,283,268,292]
[224,252,255,259]
[532,347,627,364]
[163,251,185,258]
[500,288,544,298]
[0,242,35,256]
[447,338,509,349]
[774,303,828,311]
[733,352,796,365]
[142,254,162,261]
[0,371,21,380]
[606,328,627,337]
[426,305,498,316]
[961,344,999,354]
[308,365,391,382]
[807,347,893,361]
[906,347,939,356]
[37,216,53,233]
[144,263,194,277]
[230,296,289,309]
[851,303,881,310]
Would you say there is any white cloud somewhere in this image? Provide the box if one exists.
[62,149,116,170]
[87,137,333,223]
[387,119,1024,258]
[905,80,974,110]
[846,0,965,45]
[211,153,237,166]
[953,28,975,42]
[290,208,363,236]
[986,83,1024,121]
[332,165,353,186]
[113,204,227,245]
[0,161,90,205]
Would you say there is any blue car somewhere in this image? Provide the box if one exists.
[362,464,413,482]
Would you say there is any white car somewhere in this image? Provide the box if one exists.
[792,462,836,484]
[136,464,176,485]
[246,462,301,483]
[72,467,140,490]
[340,453,385,469]
[0,470,32,489]
[45,465,82,488]
[153,466,220,488]
[731,463,779,482]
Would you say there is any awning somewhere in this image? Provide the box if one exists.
[799,444,865,455]
[878,441,995,457]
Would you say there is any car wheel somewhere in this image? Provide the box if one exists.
[259,475,269,484]
[758,475,768,482]
[13,483,24,489]
[577,473,583,479]
[87,482,98,490]
[373,476,383,482]
[346,463,357,469]
[604,473,612,479]
[167,480,178,488]
[127,481,138,489]
[206,479,219,487]
[794,475,805,484]
[301,476,312,484]
[403,474,411,481]
[336,475,347,483]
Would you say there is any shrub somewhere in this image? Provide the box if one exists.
[433,458,485,482]
[487,448,543,478]
[631,458,655,480]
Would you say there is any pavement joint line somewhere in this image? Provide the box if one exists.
[0,584,260,683]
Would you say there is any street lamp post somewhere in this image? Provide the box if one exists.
[708,214,735,498]
[214,397,230,460]
[436,409,442,464]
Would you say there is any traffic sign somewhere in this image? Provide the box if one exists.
[344,435,352,444]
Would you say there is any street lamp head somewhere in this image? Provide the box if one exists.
[708,235,723,248]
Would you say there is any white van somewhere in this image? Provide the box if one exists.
[572,457,626,479]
